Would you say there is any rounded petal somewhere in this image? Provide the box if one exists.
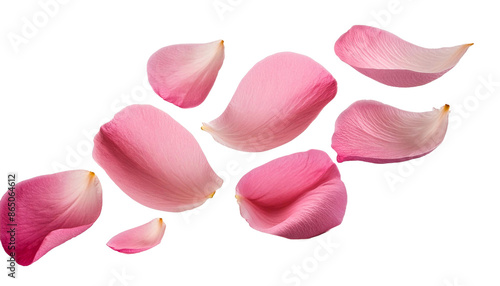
[335,25,472,87]
[107,218,166,254]
[332,100,450,163]
[236,150,347,239]
[147,40,225,108]
[93,104,223,212]
[0,170,103,266]
[202,52,337,152]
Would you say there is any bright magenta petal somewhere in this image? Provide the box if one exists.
[107,218,166,254]
[203,52,337,152]
[147,40,225,108]
[332,100,450,163]
[93,104,223,212]
[0,170,102,266]
[335,25,472,87]
[236,150,347,239]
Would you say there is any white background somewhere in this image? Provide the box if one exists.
[1,0,499,285]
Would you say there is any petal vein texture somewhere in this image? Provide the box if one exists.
[335,25,472,87]
[236,150,347,239]
[331,100,450,163]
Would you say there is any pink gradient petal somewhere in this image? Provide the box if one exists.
[93,104,223,212]
[202,52,337,152]
[0,170,102,266]
[335,25,472,87]
[332,100,450,163]
[147,40,225,108]
[236,150,347,239]
[107,218,166,254]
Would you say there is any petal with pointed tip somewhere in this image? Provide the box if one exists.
[107,218,166,254]
[203,52,337,152]
[332,100,450,163]
[93,104,223,212]
[335,25,472,87]
[0,170,102,266]
[147,40,225,108]
[236,150,347,239]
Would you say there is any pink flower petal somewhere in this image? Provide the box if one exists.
[147,40,225,108]
[107,218,166,254]
[93,104,223,212]
[202,52,337,152]
[335,25,472,87]
[332,100,450,163]
[0,170,102,266]
[236,150,347,239]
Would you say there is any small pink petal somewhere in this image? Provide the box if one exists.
[335,25,472,87]
[203,52,337,152]
[147,40,225,108]
[93,104,223,212]
[332,100,450,163]
[107,218,166,254]
[236,150,347,239]
[0,170,102,266]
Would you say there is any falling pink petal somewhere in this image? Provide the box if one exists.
[147,40,225,108]
[332,100,450,163]
[107,218,166,254]
[0,170,102,266]
[335,25,473,87]
[236,150,347,239]
[202,52,337,152]
[93,104,223,212]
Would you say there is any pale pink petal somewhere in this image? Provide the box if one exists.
[0,170,102,266]
[147,40,225,108]
[236,150,347,239]
[93,104,223,212]
[107,218,166,254]
[335,25,472,87]
[202,52,337,152]
[332,100,450,163]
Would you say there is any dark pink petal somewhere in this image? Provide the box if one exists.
[0,170,102,266]
[236,150,347,239]
[332,100,450,163]
[203,52,337,152]
[147,40,225,108]
[93,104,223,212]
[107,218,166,254]
[335,25,472,87]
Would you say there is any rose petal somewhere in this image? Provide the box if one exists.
[147,40,225,108]
[332,100,450,163]
[0,170,102,266]
[335,25,472,87]
[202,52,337,152]
[236,150,347,239]
[107,218,166,254]
[93,104,223,212]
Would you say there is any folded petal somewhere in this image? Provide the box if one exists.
[147,40,225,108]
[332,100,450,163]
[107,218,166,254]
[335,25,472,87]
[202,52,337,152]
[93,104,223,212]
[236,150,347,239]
[0,170,102,266]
